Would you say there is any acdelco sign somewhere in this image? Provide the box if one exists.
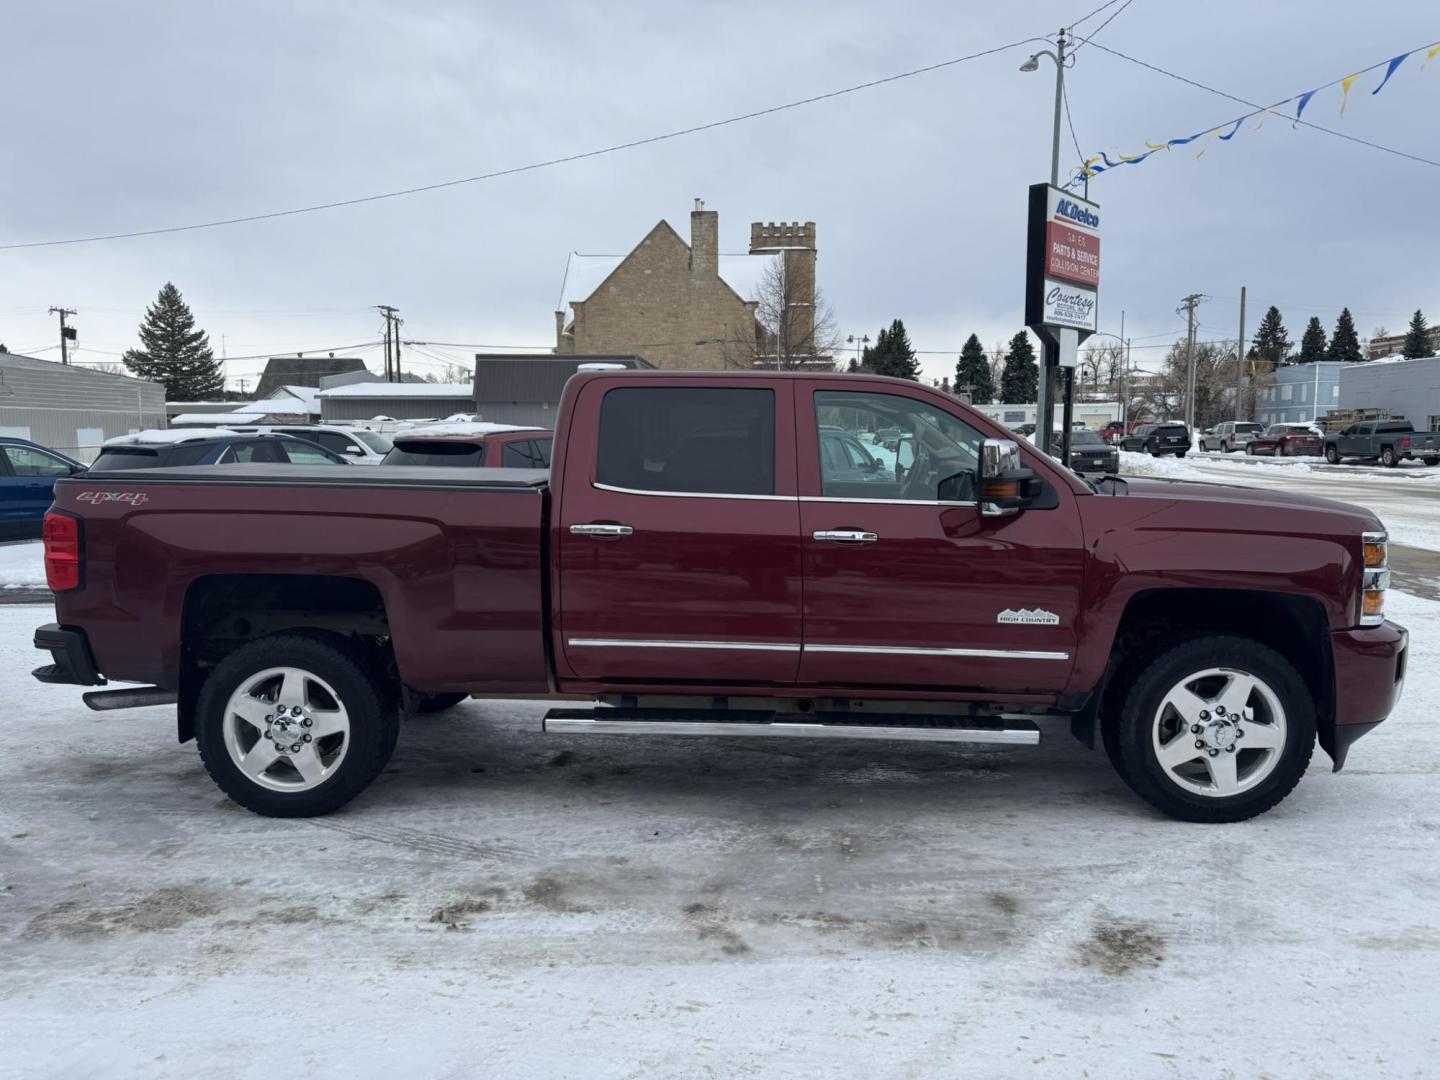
[1054,197,1099,230]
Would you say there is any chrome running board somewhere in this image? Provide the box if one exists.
[542,708,1040,746]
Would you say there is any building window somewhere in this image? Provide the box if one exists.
[1300,385,1309,402]
[1430,416,1440,432]
[1281,385,1293,402]
[1332,385,1340,398]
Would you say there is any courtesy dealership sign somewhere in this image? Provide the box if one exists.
[1025,184,1100,336]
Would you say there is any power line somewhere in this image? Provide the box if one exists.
[1067,0,1126,30]
[0,37,1033,251]
[1087,40,1440,171]
[1071,0,1137,54]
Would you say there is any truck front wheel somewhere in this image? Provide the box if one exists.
[1325,446,1340,464]
[1105,636,1315,823]
[195,634,399,817]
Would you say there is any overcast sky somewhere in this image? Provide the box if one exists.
[2,0,1437,390]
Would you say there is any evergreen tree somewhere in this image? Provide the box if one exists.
[877,319,921,381]
[1328,307,1364,363]
[1402,309,1433,359]
[999,331,1039,404]
[122,283,223,400]
[859,325,889,373]
[1299,316,1328,363]
[1251,305,1291,366]
[954,333,995,403]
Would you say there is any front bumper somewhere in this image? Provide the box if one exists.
[33,623,106,687]
[1324,619,1407,769]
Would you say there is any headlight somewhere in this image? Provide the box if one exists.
[1361,531,1388,626]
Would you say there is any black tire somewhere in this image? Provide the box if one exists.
[1220,441,1230,454]
[1381,446,1398,468]
[416,692,470,714]
[1174,451,1186,459]
[1325,446,1340,464]
[1246,445,1257,456]
[1147,440,1159,457]
[1425,457,1439,467]
[195,633,399,817]
[1104,635,1315,823]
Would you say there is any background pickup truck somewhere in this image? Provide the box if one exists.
[1324,420,1440,467]
[34,371,1407,824]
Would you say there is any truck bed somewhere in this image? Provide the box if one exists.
[52,464,553,694]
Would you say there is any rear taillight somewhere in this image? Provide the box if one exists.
[43,511,81,592]
[1402,437,1411,449]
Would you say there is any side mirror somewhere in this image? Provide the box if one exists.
[343,446,365,457]
[976,438,1040,518]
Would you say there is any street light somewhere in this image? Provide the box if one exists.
[846,333,869,371]
[1019,29,1072,461]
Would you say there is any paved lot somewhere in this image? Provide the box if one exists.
[2,592,1438,1078]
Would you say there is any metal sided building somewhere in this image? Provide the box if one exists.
[473,354,651,427]
[1336,356,1440,431]
[1255,361,1345,426]
[317,382,477,423]
[0,351,165,462]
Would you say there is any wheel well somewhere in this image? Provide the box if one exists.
[1077,588,1334,750]
[177,574,393,743]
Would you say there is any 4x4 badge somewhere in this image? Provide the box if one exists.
[997,608,1059,626]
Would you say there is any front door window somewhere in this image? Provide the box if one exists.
[814,390,984,502]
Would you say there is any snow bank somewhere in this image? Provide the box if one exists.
[1119,451,1315,479]
[0,541,45,588]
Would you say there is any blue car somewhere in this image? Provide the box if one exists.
[0,437,87,539]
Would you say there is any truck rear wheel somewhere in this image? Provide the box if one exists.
[195,634,399,817]
[1381,446,1398,467]
[1105,636,1315,823]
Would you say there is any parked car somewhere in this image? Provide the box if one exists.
[92,430,351,469]
[34,370,1406,824]
[380,424,552,468]
[1324,420,1440,468]
[1050,429,1120,474]
[223,424,393,464]
[1200,421,1264,453]
[817,426,900,486]
[0,438,86,539]
[1246,424,1325,458]
[1120,421,1191,457]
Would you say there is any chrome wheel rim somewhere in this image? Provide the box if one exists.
[222,666,350,792]
[1151,667,1286,798]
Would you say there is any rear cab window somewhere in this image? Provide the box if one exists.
[596,387,775,495]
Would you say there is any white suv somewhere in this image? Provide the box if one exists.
[224,425,393,465]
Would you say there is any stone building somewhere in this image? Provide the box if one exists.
[553,201,820,370]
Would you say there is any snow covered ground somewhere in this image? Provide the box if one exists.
[2,589,1438,1078]
[0,541,45,590]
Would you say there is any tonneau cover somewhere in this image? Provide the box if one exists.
[73,463,549,490]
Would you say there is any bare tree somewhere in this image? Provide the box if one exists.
[1133,338,1242,430]
[422,361,474,384]
[747,257,843,370]
[988,339,1008,393]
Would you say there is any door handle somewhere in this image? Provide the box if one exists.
[570,523,634,537]
[812,529,879,543]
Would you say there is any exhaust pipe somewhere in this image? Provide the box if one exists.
[82,686,178,712]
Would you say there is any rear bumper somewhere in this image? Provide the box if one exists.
[32,623,106,687]
[1324,619,1407,769]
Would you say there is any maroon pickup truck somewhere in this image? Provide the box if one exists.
[32,371,1407,823]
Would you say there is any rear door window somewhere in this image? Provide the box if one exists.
[596,387,775,496]
[91,447,163,470]
[501,439,548,468]
[2,445,75,476]
[281,441,343,465]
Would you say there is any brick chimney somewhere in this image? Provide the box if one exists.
[690,198,718,285]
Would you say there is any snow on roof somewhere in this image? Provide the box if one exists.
[268,384,322,411]
[558,252,779,316]
[104,428,241,446]
[169,412,265,426]
[393,421,543,438]
[316,382,475,398]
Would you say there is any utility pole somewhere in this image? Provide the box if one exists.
[1179,293,1204,430]
[377,305,400,382]
[48,307,76,365]
[1235,285,1247,421]
[1031,26,1068,446]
